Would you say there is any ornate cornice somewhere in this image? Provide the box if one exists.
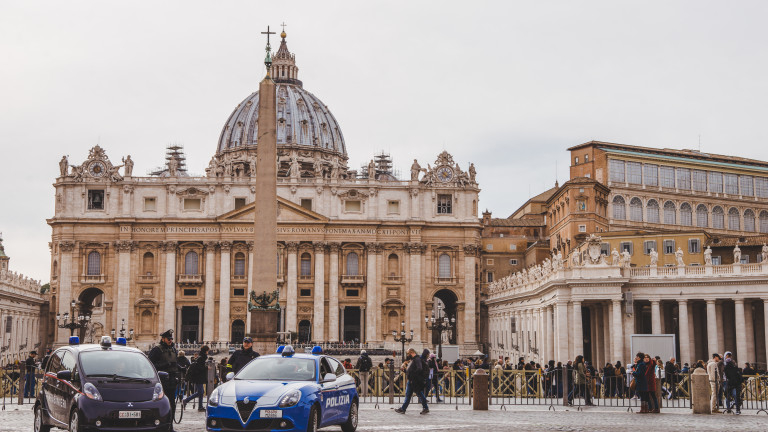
[59,241,75,252]
[405,242,426,254]
[463,244,479,257]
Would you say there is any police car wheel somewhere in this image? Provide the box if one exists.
[341,400,358,432]
[69,410,80,432]
[34,405,52,432]
[307,405,319,432]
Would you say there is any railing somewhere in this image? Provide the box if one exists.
[298,275,313,281]
[384,276,403,284]
[714,265,733,275]
[177,274,203,285]
[79,274,105,284]
[231,275,247,282]
[629,268,650,277]
[657,267,677,277]
[436,277,457,284]
[685,266,705,275]
[137,274,159,283]
[341,275,365,284]
[743,263,763,274]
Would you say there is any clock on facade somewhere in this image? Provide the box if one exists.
[88,161,106,177]
[436,166,454,182]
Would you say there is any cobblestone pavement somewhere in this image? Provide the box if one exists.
[1,404,766,431]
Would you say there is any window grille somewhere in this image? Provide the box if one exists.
[755,177,768,198]
[300,253,312,276]
[438,254,451,278]
[626,162,642,184]
[184,251,198,275]
[692,170,707,192]
[663,201,676,225]
[676,168,691,190]
[346,252,359,275]
[234,253,246,276]
[87,251,101,275]
[724,174,738,195]
[696,205,708,227]
[646,200,660,223]
[437,194,452,214]
[712,207,725,229]
[680,203,692,226]
[609,160,625,182]
[708,172,723,193]
[728,207,740,230]
[644,164,658,186]
[660,166,675,188]
[612,196,626,220]
[740,176,754,196]
[629,198,643,221]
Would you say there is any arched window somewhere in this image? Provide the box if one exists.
[346,252,359,275]
[387,254,399,277]
[680,203,692,226]
[744,209,756,232]
[760,211,768,233]
[300,252,312,277]
[728,207,740,231]
[142,252,154,275]
[646,200,660,224]
[140,310,153,334]
[663,201,676,225]
[712,206,725,229]
[87,251,101,275]
[234,252,246,276]
[696,204,709,228]
[612,196,626,220]
[184,251,198,275]
[629,198,643,222]
[438,253,451,279]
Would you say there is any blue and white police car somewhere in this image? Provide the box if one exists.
[206,345,358,432]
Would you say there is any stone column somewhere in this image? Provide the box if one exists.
[463,244,478,344]
[678,299,691,365]
[407,243,424,342]
[360,306,366,342]
[556,302,569,362]
[706,300,719,356]
[602,304,611,364]
[365,243,379,343]
[198,308,204,342]
[285,242,299,333]
[218,241,231,343]
[572,301,583,357]
[612,299,623,363]
[744,300,755,363]
[312,242,326,341]
[595,305,604,366]
[546,306,554,361]
[203,242,217,342]
[764,299,768,370]
[162,242,177,333]
[245,244,254,335]
[339,306,345,342]
[734,299,747,363]
[57,241,75,343]
[651,299,661,334]
[328,243,340,342]
[176,307,182,337]
[115,241,133,331]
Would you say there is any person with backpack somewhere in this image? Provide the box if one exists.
[182,345,209,412]
[394,348,429,415]
[355,350,373,397]
[724,357,743,414]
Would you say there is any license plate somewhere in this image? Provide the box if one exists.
[118,411,141,419]
[260,409,282,418]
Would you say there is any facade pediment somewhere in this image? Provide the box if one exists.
[218,197,329,223]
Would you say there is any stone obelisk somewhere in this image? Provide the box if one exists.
[250,28,278,350]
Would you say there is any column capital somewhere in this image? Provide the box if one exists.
[285,241,299,253]
[327,242,341,253]
[572,300,582,306]
[462,244,479,257]
[733,298,745,304]
[245,241,254,251]
[59,241,75,252]
[160,241,177,252]
[313,241,327,253]
[204,241,218,251]
[114,240,135,253]
[405,242,426,254]
[677,299,688,305]
[219,241,232,252]
[706,299,716,305]
[365,242,381,254]
[650,299,661,305]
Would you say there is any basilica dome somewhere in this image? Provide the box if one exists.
[216,33,346,159]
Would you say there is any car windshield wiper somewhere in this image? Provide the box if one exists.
[87,374,150,383]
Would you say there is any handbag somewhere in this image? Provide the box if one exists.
[630,379,636,392]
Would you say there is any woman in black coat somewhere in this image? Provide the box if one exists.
[182,346,209,411]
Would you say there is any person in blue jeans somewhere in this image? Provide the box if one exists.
[395,348,429,415]
[182,346,209,411]
[23,351,38,398]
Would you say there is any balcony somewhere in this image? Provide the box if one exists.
[80,274,106,284]
[383,275,403,284]
[435,277,457,285]
[231,275,248,284]
[177,274,204,286]
[341,274,366,285]
[298,275,313,282]
[138,274,159,284]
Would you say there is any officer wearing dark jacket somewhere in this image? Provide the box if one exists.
[227,336,259,375]
[149,329,179,429]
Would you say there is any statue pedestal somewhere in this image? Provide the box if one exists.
[250,310,279,354]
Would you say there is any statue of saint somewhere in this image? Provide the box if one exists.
[675,247,685,267]
[733,244,742,264]
[330,158,340,180]
[611,248,620,266]
[367,160,376,180]
[289,157,300,178]
[410,159,421,181]
[313,158,323,178]
[122,155,134,177]
[621,250,631,268]
[571,253,580,267]
[650,249,658,266]
[469,163,476,182]
[704,246,713,265]
[762,244,768,264]
[249,157,257,176]
[168,157,178,176]
[59,156,68,177]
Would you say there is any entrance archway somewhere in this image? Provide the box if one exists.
[431,289,458,345]
[181,306,200,343]
[298,320,311,343]
[77,287,105,341]
[342,307,361,343]
[231,320,245,343]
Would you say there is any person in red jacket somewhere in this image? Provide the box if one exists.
[643,354,659,413]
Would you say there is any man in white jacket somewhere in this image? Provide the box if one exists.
[706,353,722,413]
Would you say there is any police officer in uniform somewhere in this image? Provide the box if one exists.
[149,329,179,430]
[227,336,259,375]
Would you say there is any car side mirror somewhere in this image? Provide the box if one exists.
[322,373,336,383]
[157,371,169,380]
[57,370,72,381]
[226,372,234,381]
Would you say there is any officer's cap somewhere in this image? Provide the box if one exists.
[160,329,174,339]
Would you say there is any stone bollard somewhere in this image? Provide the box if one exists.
[472,369,488,410]
[206,360,216,398]
[691,368,711,414]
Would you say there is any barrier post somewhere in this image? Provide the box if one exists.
[472,369,488,410]
[691,368,710,414]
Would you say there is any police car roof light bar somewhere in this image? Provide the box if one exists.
[276,345,285,354]
[100,335,112,349]
[281,345,295,357]
[69,336,80,345]
[311,346,322,355]
[116,337,127,346]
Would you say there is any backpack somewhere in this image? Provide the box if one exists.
[412,357,428,383]
[358,356,372,372]
[185,359,204,382]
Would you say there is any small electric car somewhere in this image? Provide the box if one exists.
[34,336,172,432]
[206,345,358,432]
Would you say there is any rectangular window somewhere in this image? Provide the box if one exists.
[87,190,105,210]
[724,173,738,195]
[584,154,589,163]
[740,176,754,196]
[626,162,642,184]
[740,256,750,264]
[183,198,201,210]
[643,240,657,255]
[709,172,723,193]
[574,157,579,165]
[233,288,245,296]
[486,272,494,283]
[688,239,701,254]
[300,198,313,211]
[676,168,691,190]
[644,164,658,187]
[183,289,197,296]
[578,225,586,232]
[609,160,625,182]
[601,243,610,256]
[234,197,246,210]
[437,194,452,214]
[346,289,359,297]
[620,241,633,255]
[300,289,312,297]
[692,170,707,192]
[486,244,493,251]
[344,200,361,212]
[143,197,156,211]
[387,200,400,214]
[509,244,517,251]
[663,239,675,254]
[712,256,721,265]
[509,259,518,265]
[660,166,675,188]
[486,259,494,265]
[756,177,768,198]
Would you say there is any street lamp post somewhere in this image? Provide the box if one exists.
[391,321,413,362]
[111,318,134,341]
[425,304,455,360]
[57,299,91,337]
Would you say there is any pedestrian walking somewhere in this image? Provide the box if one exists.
[23,351,37,398]
[227,336,259,375]
[182,345,209,412]
[568,355,593,406]
[176,350,190,399]
[632,352,649,413]
[426,353,443,402]
[664,357,678,399]
[724,357,742,414]
[394,348,429,414]
[706,353,722,413]
[148,329,180,432]
[644,354,659,413]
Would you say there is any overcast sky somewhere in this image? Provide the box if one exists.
[2,1,768,281]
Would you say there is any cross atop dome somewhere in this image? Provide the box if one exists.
[271,25,301,86]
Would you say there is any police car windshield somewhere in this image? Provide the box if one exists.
[236,357,316,381]
[80,351,156,380]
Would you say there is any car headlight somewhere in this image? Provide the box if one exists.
[83,382,102,401]
[152,383,164,401]
[278,390,301,408]
[208,388,220,407]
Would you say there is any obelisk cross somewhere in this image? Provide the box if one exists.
[261,26,276,47]
[261,26,276,69]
